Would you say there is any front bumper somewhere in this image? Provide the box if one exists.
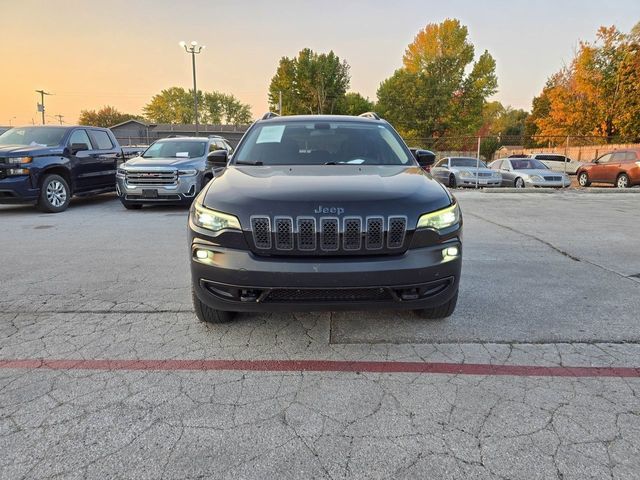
[457,176,502,187]
[525,179,571,188]
[0,174,39,203]
[116,172,200,203]
[190,241,462,313]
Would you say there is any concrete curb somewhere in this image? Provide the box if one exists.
[474,187,640,194]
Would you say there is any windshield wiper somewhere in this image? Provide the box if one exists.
[234,160,263,166]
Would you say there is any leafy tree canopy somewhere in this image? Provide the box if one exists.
[78,106,141,128]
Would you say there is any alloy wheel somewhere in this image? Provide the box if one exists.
[46,180,67,207]
[617,175,629,189]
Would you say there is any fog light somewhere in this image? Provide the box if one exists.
[195,249,210,260]
[442,246,459,258]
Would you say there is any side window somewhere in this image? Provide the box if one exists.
[489,160,499,170]
[625,151,638,162]
[215,141,228,151]
[501,160,511,170]
[90,130,114,150]
[612,152,627,163]
[597,153,612,164]
[69,129,93,149]
[434,158,447,168]
[209,142,219,152]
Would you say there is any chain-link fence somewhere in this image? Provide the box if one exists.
[402,135,640,162]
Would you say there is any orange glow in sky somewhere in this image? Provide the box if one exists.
[1,0,638,127]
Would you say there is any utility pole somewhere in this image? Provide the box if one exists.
[475,136,482,189]
[35,90,52,125]
[279,91,283,115]
[54,114,64,125]
[179,41,205,136]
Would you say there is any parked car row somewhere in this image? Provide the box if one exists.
[0,125,233,212]
[431,156,572,189]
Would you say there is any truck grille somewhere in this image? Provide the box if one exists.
[544,175,562,181]
[250,215,408,254]
[264,287,393,303]
[125,170,178,186]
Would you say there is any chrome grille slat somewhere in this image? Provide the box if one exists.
[297,217,316,251]
[343,217,362,250]
[387,216,407,249]
[274,217,294,250]
[366,217,384,250]
[320,218,339,251]
[251,216,271,249]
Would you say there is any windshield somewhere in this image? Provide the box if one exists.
[451,158,487,168]
[510,159,549,170]
[234,121,413,166]
[0,127,67,147]
[142,140,206,159]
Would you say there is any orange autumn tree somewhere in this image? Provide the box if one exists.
[530,23,640,142]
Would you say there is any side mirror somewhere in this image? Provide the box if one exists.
[414,149,436,168]
[207,149,228,168]
[70,143,89,155]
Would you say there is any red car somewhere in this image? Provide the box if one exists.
[577,149,640,188]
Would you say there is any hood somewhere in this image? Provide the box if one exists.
[516,169,566,177]
[124,156,203,168]
[202,165,452,228]
[452,166,495,174]
[0,144,63,157]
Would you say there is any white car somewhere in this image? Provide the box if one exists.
[527,153,584,175]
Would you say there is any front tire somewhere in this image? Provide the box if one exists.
[514,177,525,189]
[415,290,458,319]
[37,174,71,213]
[192,287,236,324]
[578,172,591,187]
[448,174,457,189]
[616,173,630,189]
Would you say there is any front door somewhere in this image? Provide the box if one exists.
[68,129,102,192]
[590,153,613,182]
[87,129,118,188]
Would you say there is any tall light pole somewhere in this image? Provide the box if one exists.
[35,89,52,125]
[179,41,205,136]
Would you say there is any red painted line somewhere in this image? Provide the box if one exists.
[0,358,639,378]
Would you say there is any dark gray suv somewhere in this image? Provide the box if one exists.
[188,113,462,323]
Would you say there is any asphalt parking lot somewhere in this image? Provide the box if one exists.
[2,190,640,479]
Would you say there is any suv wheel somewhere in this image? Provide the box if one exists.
[414,290,458,319]
[616,173,630,189]
[38,174,71,213]
[578,172,590,187]
[120,200,143,210]
[192,287,236,324]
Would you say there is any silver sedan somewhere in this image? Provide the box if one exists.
[431,157,502,188]
[488,158,571,188]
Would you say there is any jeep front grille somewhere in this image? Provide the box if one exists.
[125,170,178,186]
[250,215,408,254]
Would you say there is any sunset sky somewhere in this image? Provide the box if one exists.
[1,0,639,127]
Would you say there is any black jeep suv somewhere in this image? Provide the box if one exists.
[189,113,462,323]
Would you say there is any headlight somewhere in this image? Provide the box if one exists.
[7,168,30,176]
[417,203,460,231]
[117,168,127,175]
[178,169,197,176]
[458,171,472,178]
[529,175,544,182]
[192,202,241,232]
[8,157,32,165]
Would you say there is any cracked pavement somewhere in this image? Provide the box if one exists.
[1,191,640,479]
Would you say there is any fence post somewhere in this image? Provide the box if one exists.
[476,136,481,189]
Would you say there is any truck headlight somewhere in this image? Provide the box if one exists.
[7,168,30,176]
[192,202,241,232]
[417,203,460,231]
[7,157,32,165]
[178,169,197,176]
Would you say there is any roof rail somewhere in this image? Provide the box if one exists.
[261,112,280,120]
[358,112,381,120]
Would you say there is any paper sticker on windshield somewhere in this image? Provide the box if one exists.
[176,152,189,158]
[256,125,285,144]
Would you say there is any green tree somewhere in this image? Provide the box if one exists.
[377,19,497,140]
[268,48,351,114]
[144,87,252,125]
[78,105,141,128]
[335,92,375,116]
